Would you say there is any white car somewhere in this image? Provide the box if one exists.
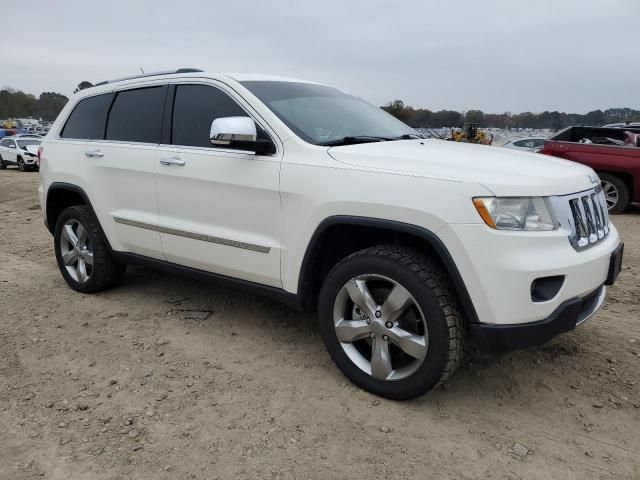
[603,122,640,129]
[0,136,41,171]
[501,137,547,152]
[38,69,623,400]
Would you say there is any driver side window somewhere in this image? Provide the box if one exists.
[171,84,251,148]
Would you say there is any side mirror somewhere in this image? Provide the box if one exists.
[9,144,16,149]
[210,117,272,154]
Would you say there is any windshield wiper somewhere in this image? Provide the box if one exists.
[390,133,424,140]
[320,136,391,147]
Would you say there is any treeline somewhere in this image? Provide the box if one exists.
[3,85,640,130]
[382,100,640,130]
[0,88,68,121]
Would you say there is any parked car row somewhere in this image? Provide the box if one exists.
[0,135,41,171]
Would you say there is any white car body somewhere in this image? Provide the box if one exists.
[0,136,41,169]
[500,136,547,152]
[603,122,640,128]
[38,70,622,379]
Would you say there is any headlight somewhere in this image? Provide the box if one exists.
[473,197,557,231]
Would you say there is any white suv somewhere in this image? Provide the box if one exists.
[38,69,624,399]
[0,136,41,171]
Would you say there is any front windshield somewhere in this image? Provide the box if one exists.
[241,81,416,146]
[17,139,41,148]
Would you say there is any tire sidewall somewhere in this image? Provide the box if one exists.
[601,174,630,214]
[318,254,452,400]
[53,207,101,293]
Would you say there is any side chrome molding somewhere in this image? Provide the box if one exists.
[113,216,270,254]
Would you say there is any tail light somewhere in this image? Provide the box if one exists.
[37,146,43,167]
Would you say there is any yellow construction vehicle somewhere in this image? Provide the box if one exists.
[450,123,493,145]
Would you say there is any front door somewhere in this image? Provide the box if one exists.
[155,82,282,287]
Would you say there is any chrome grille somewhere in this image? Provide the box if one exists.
[552,186,609,251]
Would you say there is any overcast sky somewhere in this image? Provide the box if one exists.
[3,0,637,113]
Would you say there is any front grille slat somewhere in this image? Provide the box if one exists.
[562,187,610,251]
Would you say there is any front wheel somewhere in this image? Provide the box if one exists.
[17,157,25,172]
[54,206,124,293]
[318,246,466,400]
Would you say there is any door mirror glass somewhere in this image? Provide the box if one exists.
[210,117,272,154]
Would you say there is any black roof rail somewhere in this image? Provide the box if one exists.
[94,68,204,87]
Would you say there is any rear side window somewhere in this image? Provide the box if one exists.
[61,93,114,140]
[106,87,166,143]
[171,84,247,148]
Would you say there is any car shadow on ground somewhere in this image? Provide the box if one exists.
[115,264,607,407]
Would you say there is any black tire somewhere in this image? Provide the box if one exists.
[318,245,466,400]
[0,155,6,170]
[600,173,630,214]
[17,156,25,172]
[54,206,124,293]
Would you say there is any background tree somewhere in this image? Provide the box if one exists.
[36,92,69,120]
[464,110,485,125]
[0,87,68,121]
[73,81,93,93]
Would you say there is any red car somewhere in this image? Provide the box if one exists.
[539,126,640,213]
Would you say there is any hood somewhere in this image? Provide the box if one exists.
[328,139,596,197]
[23,145,39,155]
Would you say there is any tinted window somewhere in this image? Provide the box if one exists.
[61,93,114,139]
[171,85,248,148]
[106,87,165,143]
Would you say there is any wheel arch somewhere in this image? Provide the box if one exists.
[46,183,94,235]
[297,216,479,323]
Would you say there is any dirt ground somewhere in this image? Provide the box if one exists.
[0,169,638,480]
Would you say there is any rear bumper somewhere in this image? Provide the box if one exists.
[470,285,606,355]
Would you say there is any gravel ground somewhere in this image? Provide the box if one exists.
[1,169,639,480]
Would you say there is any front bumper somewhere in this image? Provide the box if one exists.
[470,284,606,355]
[439,222,621,326]
[23,156,38,166]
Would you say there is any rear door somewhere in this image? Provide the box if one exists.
[0,138,13,163]
[155,82,282,287]
[57,86,166,259]
[4,138,19,163]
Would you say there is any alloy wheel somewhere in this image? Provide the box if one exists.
[59,219,94,283]
[601,180,619,211]
[332,274,428,381]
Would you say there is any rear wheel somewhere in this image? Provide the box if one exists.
[54,206,124,293]
[0,155,6,170]
[600,173,630,214]
[318,245,466,400]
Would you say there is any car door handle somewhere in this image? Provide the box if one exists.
[84,149,104,158]
[160,157,185,166]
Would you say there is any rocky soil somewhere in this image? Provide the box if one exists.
[1,169,639,479]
